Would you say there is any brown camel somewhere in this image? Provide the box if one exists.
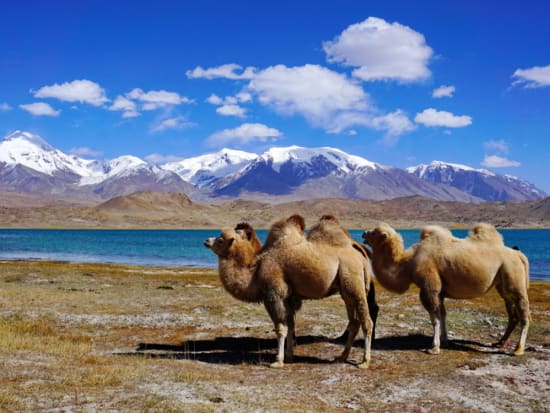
[363,222,530,355]
[234,218,379,345]
[205,215,373,368]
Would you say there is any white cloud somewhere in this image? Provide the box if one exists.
[414,108,472,128]
[109,95,140,118]
[145,153,184,164]
[150,116,193,133]
[19,102,61,116]
[432,85,455,98]
[371,110,417,144]
[128,88,193,111]
[512,64,550,88]
[481,155,520,168]
[323,17,433,83]
[207,92,253,107]
[249,64,370,129]
[186,63,256,80]
[69,147,103,157]
[206,123,282,147]
[0,102,12,111]
[206,94,224,105]
[484,139,509,154]
[33,79,108,106]
[216,104,246,118]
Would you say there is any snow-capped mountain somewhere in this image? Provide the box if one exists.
[0,131,193,199]
[163,148,257,188]
[0,131,546,202]
[407,161,546,201]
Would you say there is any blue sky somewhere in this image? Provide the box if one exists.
[1,0,549,192]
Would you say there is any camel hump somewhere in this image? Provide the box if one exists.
[420,225,453,242]
[287,214,306,232]
[307,219,351,247]
[263,215,306,251]
[468,223,504,244]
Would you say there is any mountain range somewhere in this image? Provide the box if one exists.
[0,130,546,203]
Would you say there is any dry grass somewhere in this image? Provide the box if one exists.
[0,260,549,412]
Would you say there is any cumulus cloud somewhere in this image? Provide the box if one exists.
[484,139,509,154]
[512,64,550,88]
[414,108,472,128]
[19,102,61,116]
[323,17,433,82]
[109,95,140,118]
[33,79,108,106]
[206,123,282,147]
[481,155,520,168]
[432,85,455,98]
[128,88,193,111]
[0,102,12,111]
[150,116,193,133]
[69,147,103,158]
[186,63,256,80]
[216,104,246,118]
[249,64,370,128]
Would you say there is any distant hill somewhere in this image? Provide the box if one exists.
[0,191,548,229]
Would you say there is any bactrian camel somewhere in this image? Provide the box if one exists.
[235,218,379,344]
[205,215,374,368]
[363,222,530,355]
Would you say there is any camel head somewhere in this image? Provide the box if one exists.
[204,229,239,258]
[362,222,401,251]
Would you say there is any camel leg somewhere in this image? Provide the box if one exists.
[493,296,518,348]
[420,287,442,355]
[367,281,379,348]
[285,310,296,363]
[263,289,288,368]
[513,294,530,356]
[272,323,288,368]
[440,294,448,347]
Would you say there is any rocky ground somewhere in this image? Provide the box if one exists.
[0,261,549,412]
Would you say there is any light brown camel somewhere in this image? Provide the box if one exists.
[363,222,530,355]
[205,215,373,368]
[234,217,379,345]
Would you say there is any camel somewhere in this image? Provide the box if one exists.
[205,215,373,368]
[235,217,379,344]
[362,222,530,355]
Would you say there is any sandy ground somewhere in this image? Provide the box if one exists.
[0,261,549,412]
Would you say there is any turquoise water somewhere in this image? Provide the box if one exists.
[0,229,548,280]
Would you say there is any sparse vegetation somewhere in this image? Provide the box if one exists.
[0,260,549,412]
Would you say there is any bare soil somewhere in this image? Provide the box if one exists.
[1,261,549,412]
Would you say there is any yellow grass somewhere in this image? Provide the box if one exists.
[0,260,549,412]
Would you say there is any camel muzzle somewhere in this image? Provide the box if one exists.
[204,238,215,248]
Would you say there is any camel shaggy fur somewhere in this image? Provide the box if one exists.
[205,215,374,368]
[363,222,530,355]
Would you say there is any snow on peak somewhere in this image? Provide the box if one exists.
[3,130,54,151]
[163,148,257,186]
[407,160,495,178]
[260,145,378,173]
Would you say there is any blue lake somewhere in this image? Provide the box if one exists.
[0,229,548,281]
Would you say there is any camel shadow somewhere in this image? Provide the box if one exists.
[130,335,335,365]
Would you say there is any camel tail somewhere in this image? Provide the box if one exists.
[513,245,530,291]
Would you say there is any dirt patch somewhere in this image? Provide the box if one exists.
[1,261,549,412]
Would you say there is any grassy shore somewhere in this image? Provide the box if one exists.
[1,261,549,412]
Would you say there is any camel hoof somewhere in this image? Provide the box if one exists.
[357,361,370,369]
[270,361,285,368]
[513,348,525,356]
[427,347,440,355]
